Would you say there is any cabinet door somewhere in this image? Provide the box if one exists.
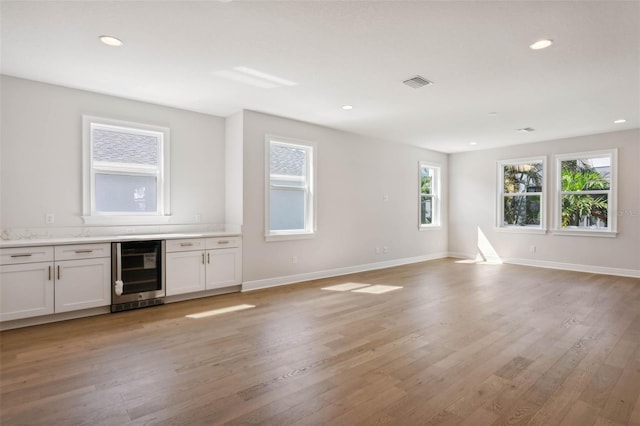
[166,251,206,296]
[0,262,54,321]
[55,257,111,313]
[205,248,242,290]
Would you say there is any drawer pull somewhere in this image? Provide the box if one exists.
[207,253,210,264]
[180,242,194,247]
[10,253,33,258]
[217,240,230,245]
[48,265,52,281]
[57,265,61,280]
[202,253,205,264]
[75,249,94,254]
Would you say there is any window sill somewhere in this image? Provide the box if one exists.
[82,215,172,226]
[552,229,617,238]
[419,225,442,231]
[265,232,316,242]
[495,226,547,235]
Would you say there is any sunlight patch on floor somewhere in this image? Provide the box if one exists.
[321,283,371,292]
[185,304,256,319]
[322,283,403,295]
[352,285,403,294]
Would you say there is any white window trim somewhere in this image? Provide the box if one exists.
[418,161,441,230]
[82,115,171,225]
[496,156,547,233]
[265,135,317,241]
[553,149,617,237]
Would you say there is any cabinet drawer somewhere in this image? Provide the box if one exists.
[206,237,241,250]
[55,243,111,261]
[165,238,206,253]
[1,246,54,265]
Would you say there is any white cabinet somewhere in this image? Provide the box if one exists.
[205,237,242,290]
[0,243,111,321]
[166,250,206,295]
[54,244,111,313]
[0,246,55,321]
[166,236,242,296]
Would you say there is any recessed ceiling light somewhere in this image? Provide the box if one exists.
[99,35,123,47]
[470,142,478,146]
[529,39,553,50]
[517,127,536,133]
[488,112,498,116]
[613,119,626,124]
[342,105,353,110]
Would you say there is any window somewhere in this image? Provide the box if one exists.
[419,162,440,228]
[497,158,545,231]
[555,150,617,236]
[265,136,316,240]
[82,116,170,224]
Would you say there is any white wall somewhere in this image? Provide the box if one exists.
[0,76,226,231]
[448,129,640,276]
[241,110,448,287]
[224,111,243,227]
[4,76,634,284]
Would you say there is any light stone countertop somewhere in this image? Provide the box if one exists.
[0,231,241,249]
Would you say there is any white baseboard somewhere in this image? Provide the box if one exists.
[242,252,449,292]
[447,251,639,278]
[501,257,640,278]
[242,251,639,293]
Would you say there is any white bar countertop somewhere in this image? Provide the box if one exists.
[0,232,241,249]
[0,224,242,249]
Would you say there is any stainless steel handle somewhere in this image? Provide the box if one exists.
[48,265,52,281]
[115,243,122,282]
[202,253,205,264]
[180,242,194,247]
[217,240,230,245]
[75,249,93,254]
[11,253,32,258]
[207,253,210,264]
[57,265,61,280]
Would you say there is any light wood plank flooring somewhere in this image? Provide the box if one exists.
[1,259,639,425]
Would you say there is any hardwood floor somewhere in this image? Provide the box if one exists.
[1,258,639,425]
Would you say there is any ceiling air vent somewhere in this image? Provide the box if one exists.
[403,75,433,89]
[517,127,536,133]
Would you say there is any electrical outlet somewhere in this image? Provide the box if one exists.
[45,213,55,224]
[194,214,201,222]
[383,195,389,202]
[292,256,298,264]
[375,247,381,254]
[383,246,389,254]
[530,245,536,253]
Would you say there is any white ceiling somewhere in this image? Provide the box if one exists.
[1,1,638,153]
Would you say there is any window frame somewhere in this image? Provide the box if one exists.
[496,157,546,234]
[82,115,171,225]
[264,135,316,241]
[418,161,441,230]
[553,149,617,237]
